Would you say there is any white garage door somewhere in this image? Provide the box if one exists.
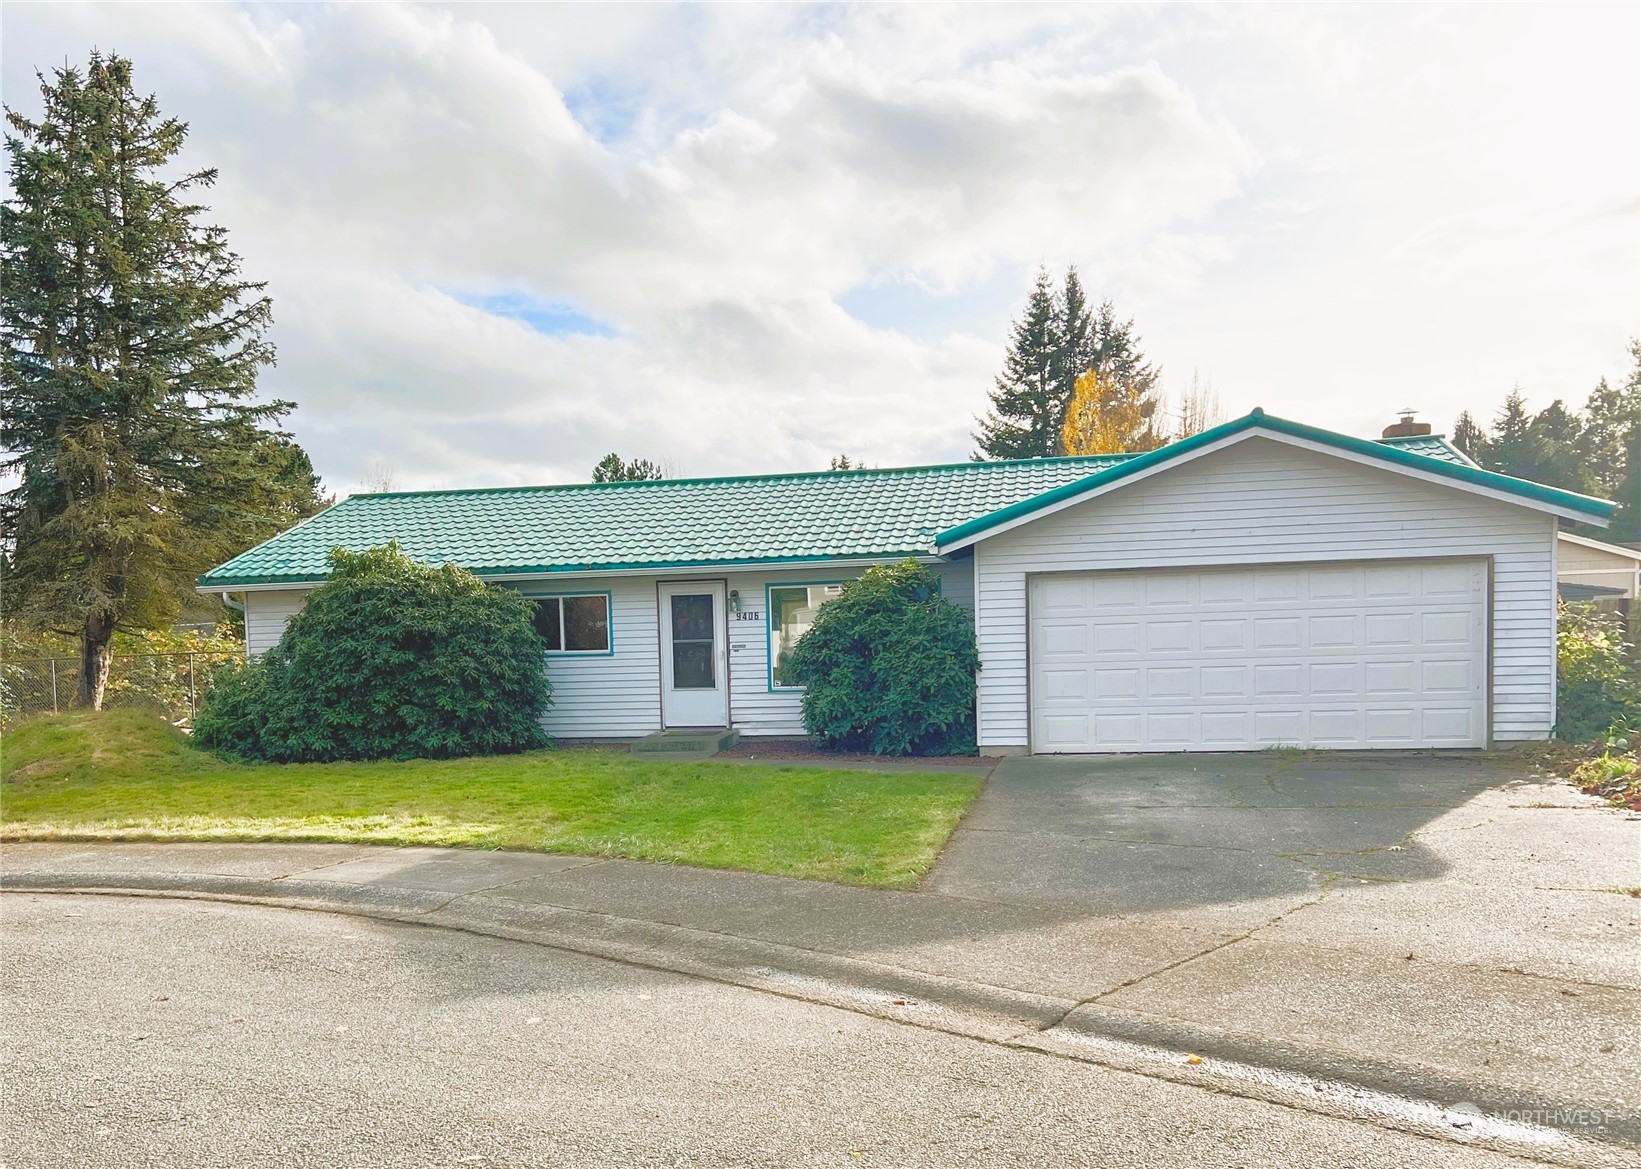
[1029,560,1488,752]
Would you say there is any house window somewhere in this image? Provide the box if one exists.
[768,584,844,688]
[529,594,611,654]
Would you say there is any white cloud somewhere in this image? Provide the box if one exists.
[2,2,1635,493]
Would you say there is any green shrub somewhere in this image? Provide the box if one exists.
[195,544,551,761]
[1556,600,1641,744]
[784,559,979,756]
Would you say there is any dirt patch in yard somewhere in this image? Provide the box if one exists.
[718,738,1001,768]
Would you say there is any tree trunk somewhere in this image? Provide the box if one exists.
[75,612,116,710]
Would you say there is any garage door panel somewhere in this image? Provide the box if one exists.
[1421,659,1473,693]
[1200,619,1248,651]
[1254,618,1302,650]
[1422,708,1477,741]
[1254,710,1305,743]
[1039,668,1091,700]
[1037,621,1090,657]
[1255,572,1302,602]
[1200,573,1249,605]
[1145,666,1194,699]
[1254,663,1303,696]
[1201,711,1252,745]
[1308,570,1359,602]
[1145,621,1193,652]
[1308,614,1360,648]
[1037,577,1094,614]
[1308,709,1362,742]
[1200,665,1250,697]
[1042,714,1093,746]
[1420,563,1475,599]
[1364,660,1415,695]
[1364,613,1416,647]
[1146,712,1194,745]
[1030,560,1487,752]
[1308,661,1362,696]
[1092,577,1140,609]
[1363,708,1418,742]
[1093,623,1139,654]
[1093,714,1141,747]
[1092,669,1139,699]
[1421,611,1473,645]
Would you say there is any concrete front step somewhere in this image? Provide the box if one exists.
[631,727,740,758]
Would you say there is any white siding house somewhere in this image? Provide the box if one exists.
[204,410,1616,754]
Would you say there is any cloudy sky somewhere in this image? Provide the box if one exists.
[4,3,1638,493]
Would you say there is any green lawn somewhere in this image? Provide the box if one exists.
[0,711,982,888]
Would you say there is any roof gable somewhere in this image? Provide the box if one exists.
[932,409,1615,552]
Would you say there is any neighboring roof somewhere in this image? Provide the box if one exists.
[933,409,1616,551]
[1557,531,1641,562]
[199,455,1131,587]
[1375,433,1479,467]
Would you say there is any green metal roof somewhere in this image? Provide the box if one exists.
[1375,433,1478,467]
[933,409,1616,550]
[200,454,1132,587]
[201,411,1613,589]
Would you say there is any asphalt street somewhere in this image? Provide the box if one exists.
[2,893,1545,1169]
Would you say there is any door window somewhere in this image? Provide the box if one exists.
[670,594,716,689]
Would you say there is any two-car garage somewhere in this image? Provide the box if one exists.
[1028,559,1490,752]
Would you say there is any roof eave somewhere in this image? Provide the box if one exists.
[196,549,949,591]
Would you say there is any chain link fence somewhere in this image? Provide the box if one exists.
[0,650,243,729]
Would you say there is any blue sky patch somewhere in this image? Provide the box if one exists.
[453,291,616,339]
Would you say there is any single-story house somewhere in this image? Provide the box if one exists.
[1555,531,1641,603]
[199,409,1617,754]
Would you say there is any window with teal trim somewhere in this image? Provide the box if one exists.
[769,584,844,687]
[529,594,609,653]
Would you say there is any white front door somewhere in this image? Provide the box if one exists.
[659,582,729,727]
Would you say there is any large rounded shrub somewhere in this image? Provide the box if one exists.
[196,544,552,761]
[784,559,979,756]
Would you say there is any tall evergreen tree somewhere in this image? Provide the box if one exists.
[1050,267,1093,447]
[975,267,1160,459]
[1,54,324,708]
[1599,341,1641,541]
[1452,410,1487,462]
[1484,389,1536,479]
[974,268,1062,459]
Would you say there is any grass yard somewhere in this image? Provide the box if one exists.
[0,711,983,888]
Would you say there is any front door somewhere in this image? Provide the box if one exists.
[659,582,729,727]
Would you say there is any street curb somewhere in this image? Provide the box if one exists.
[1037,1003,1641,1149]
[6,871,1636,1162]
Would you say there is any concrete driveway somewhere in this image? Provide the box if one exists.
[928,751,1508,914]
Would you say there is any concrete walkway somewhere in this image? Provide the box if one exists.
[6,749,1639,1161]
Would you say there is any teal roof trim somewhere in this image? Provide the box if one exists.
[933,409,1615,549]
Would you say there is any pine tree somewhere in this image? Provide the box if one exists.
[1523,399,1592,493]
[1599,340,1641,542]
[1,54,322,708]
[973,268,1062,459]
[975,267,1161,460]
[1452,411,1487,462]
[1051,267,1093,448]
[1483,390,1535,479]
[592,453,665,482]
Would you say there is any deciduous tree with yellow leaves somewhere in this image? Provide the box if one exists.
[1059,368,1167,455]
